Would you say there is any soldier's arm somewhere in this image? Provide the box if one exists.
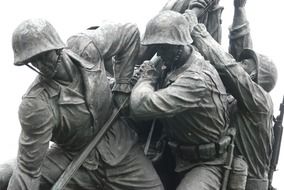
[7,98,54,190]
[130,68,208,119]
[89,23,140,94]
[229,0,253,59]
[67,23,140,94]
[191,23,271,112]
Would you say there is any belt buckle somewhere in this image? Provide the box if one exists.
[178,145,199,162]
[198,143,216,161]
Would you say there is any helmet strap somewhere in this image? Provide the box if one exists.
[26,63,45,77]
[173,46,183,62]
[250,70,257,82]
[25,49,62,81]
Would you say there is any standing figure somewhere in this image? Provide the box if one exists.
[130,10,230,190]
[6,18,163,190]
[188,0,278,189]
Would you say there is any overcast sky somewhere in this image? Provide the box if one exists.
[0,0,283,188]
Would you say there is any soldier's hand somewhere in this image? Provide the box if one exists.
[130,65,143,86]
[234,0,247,8]
[140,60,160,81]
[184,10,198,32]
[107,76,115,89]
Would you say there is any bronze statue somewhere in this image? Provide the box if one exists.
[4,18,163,190]
[188,0,278,189]
[129,10,231,190]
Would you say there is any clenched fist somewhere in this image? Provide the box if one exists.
[234,0,247,8]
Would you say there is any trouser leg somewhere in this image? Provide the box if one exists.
[40,145,102,190]
[104,145,164,190]
[40,144,164,190]
[176,165,223,190]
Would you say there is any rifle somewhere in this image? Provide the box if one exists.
[198,0,216,18]
[268,96,284,190]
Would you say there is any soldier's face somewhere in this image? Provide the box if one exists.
[241,58,257,80]
[154,44,181,67]
[30,50,60,79]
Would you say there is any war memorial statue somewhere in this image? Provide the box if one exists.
[0,0,283,190]
[2,17,164,190]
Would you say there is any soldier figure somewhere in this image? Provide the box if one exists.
[130,10,231,190]
[187,0,278,189]
[4,19,163,190]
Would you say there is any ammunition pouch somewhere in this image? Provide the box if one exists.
[168,135,231,162]
[228,156,248,190]
[245,177,269,190]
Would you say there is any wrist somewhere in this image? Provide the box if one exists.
[234,6,245,11]
[232,8,248,27]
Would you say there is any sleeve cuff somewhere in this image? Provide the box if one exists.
[229,22,250,40]
[192,24,210,38]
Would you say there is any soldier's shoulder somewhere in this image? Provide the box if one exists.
[23,76,59,100]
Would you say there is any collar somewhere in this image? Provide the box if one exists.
[42,72,84,105]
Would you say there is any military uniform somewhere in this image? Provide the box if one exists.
[130,46,230,189]
[7,21,163,190]
[191,20,276,190]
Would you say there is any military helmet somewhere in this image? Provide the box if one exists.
[12,18,65,66]
[141,10,193,46]
[238,49,278,92]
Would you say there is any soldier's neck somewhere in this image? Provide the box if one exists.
[53,53,76,85]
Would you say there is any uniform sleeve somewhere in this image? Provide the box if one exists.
[228,18,252,59]
[191,24,271,112]
[88,23,140,94]
[130,70,207,119]
[7,98,54,190]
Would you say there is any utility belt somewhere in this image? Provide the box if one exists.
[168,135,231,162]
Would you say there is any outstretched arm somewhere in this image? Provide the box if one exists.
[67,22,140,108]
[229,0,253,59]
[186,11,271,112]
